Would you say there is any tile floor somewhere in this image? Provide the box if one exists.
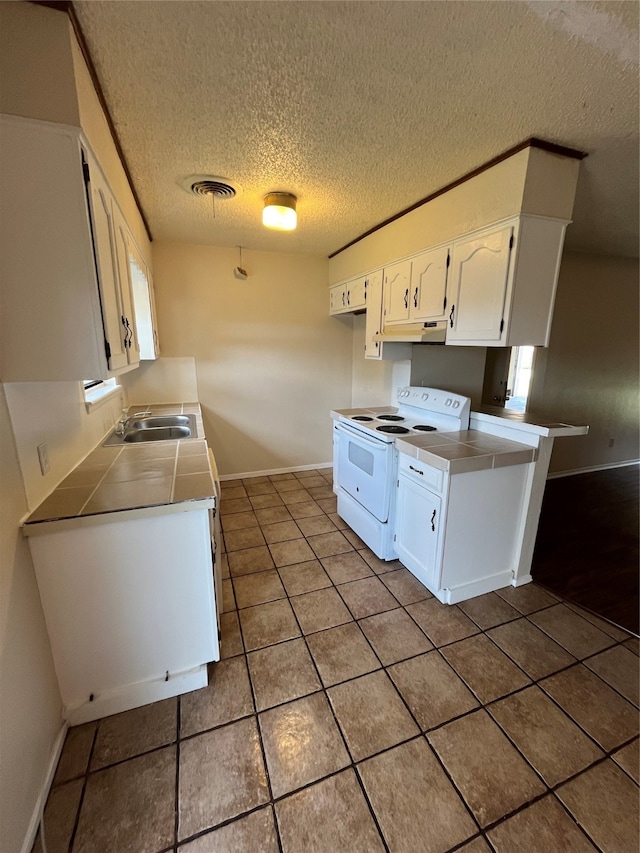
[34,467,639,853]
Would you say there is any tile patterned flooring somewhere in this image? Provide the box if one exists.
[34,467,639,853]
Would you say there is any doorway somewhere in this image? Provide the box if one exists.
[482,346,536,410]
[505,346,535,412]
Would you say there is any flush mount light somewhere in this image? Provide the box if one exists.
[262,192,297,231]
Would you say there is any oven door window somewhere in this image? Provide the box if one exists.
[336,425,395,522]
[348,441,375,476]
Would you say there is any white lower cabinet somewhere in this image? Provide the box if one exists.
[27,508,219,724]
[394,453,529,603]
[394,470,441,590]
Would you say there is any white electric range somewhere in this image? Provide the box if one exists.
[331,387,471,559]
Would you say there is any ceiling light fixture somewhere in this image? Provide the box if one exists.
[262,192,297,231]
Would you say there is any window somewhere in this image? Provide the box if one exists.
[82,378,121,411]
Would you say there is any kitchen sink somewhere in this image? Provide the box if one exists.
[124,426,192,442]
[103,414,197,445]
[128,415,192,429]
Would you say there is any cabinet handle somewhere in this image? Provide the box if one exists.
[121,315,129,347]
[449,304,455,328]
[431,509,436,531]
[125,317,133,348]
[342,292,345,306]
[403,288,409,309]
[413,287,418,308]
[347,290,350,306]
[409,465,424,476]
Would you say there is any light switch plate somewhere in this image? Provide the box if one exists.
[37,442,50,475]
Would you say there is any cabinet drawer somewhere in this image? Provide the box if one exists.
[398,453,443,493]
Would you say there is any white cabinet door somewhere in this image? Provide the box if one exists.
[329,283,346,314]
[410,246,450,322]
[364,270,384,359]
[394,473,442,590]
[86,155,130,372]
[345,276,366,311]
[112,205,141,366]
[126,235,160,360]
[330,278,367,314]
[384,259,412,323]
[447,225,513,343]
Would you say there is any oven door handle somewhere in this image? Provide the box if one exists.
[337,423,391,451]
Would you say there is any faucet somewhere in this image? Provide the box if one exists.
[114,408,129,435]
[114,408,153,435]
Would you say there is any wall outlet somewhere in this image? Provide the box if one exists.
[608,438,615,448]
[37,442,50,475]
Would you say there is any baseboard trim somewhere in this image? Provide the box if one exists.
[219,463,332,481]
[547,459,639,479]
[22,719,68,853]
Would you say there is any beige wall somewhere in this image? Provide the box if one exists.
[0,2,79,126]
[152,243,351,475]
[350,316,411,407]
[119,357,200,405]
[328,147,579,284]
[0,386,63,853]
[410,346,488,409]
[4,382,126,512]
[529,251,639,474]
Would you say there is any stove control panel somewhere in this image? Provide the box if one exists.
[396,386,471,419]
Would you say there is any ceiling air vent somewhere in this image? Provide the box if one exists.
[182,175,241,199]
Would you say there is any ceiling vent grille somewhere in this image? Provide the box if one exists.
[182,175,240,199]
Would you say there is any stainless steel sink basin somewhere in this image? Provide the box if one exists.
[103,414,197,445]
[124,426,192,442]
[128,415,192,429]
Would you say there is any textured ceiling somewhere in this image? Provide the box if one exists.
[72,0,639,258]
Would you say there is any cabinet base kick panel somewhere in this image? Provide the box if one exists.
[64,664,208,725]
[435,570,516,605]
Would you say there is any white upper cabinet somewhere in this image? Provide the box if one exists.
[93,159,140,370]
[447,215,568,347]
[410,246,450,322]
[329,276,367,315]
[0,114,148,381]
[447,225,513,344]
[384,248,450,325]
[127,240,160,360]
[364,270,384,359]
[383,260,412,323]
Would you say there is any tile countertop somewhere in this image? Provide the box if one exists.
[23,403,216,535]
[471,406,589,439]
[396,430,537,475]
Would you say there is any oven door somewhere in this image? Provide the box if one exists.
[335,422,396,522]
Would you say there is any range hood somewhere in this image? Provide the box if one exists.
[373,321,447,344]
